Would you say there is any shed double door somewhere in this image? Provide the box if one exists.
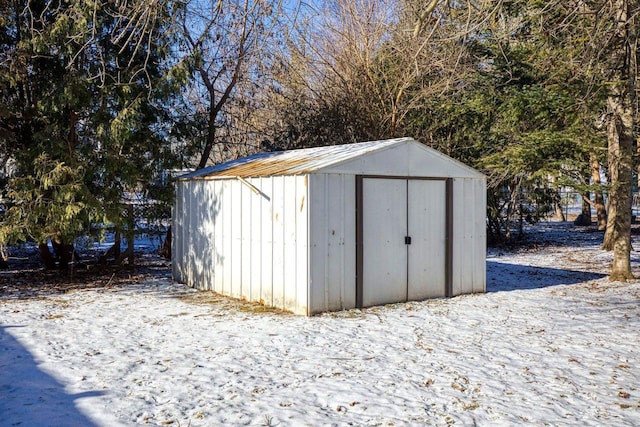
[361,178,446,307]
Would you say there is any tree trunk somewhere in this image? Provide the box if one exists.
[52,238,74,270]
[0,245,8,269]
[551,185,565,221]
[197,101,216,169]
[590,153,607,230]
[162,226,172,259]
[606,98,635,280]
[38,242,56,270]
[553,199,566,222]
[606,0,636,281]
[574,193,592,226]
[602,196,616,250]
[114,229,121,260]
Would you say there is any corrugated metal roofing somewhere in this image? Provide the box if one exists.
[179,137,411,180]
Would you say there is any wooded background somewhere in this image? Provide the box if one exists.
[0,0,637,280]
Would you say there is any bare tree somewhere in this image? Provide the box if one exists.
[174,0,288,169]
[267,0,493,147]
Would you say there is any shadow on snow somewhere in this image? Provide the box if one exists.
[486,261,607,292]
[0,325,105,427]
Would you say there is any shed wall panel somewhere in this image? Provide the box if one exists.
[173,140,486,315]
[294,176,309,315]
[451,178,486,295]
[326,174,342,310]
[178,182,185,282]
[171,183,182,282]
[260,177,274,306]
[179,182,189,284]
[179,182,186,282]
[283,177,298,310]
[342,177,357,310]
[229,180,242,298]
[171,176,308,314]
[308,175,327,313]
[308,174,356,314]
[362,178,408,306]
[272,176,285,309]
[240,183,252,299]
[461,178,473,294]
[407,179,446,299]
[184,182,193,285]
[408,143,481,178]
[473,179,487,293]
[221,180,233,295]
[188,181,197,287]
[248,178,262,302]
[452,178,465,295]
[326,174,350,311]
[201,181,217,290]
[193,182,204,288]
[320,143,482,178]
[212,180,224,294]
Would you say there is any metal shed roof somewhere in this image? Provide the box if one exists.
[179,137,483,180]
[179,138,408,180]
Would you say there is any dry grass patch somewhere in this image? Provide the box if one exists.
[176,290,292,315]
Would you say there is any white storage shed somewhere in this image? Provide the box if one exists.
[172,137,486,315]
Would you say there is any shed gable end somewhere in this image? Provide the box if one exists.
[318,140,482,178]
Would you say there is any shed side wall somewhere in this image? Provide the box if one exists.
[172,180,216,290]
[451,177,486,295]
[174,176,309,315]
[172,182,183,282]
[308,173,356,314]
[260,177,274,307]
[245,176,308,314]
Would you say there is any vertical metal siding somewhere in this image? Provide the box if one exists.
[451,178,486,295]
[184,181,193,285]
[343,177,357,309]
[240,182,252,300]
[261,175,309,314]
[296,176,309,315]
[308,173,356,314]
[173,176,309,314]
[229,180,241,299]
[326,174,347,310]
[201,181,215,291]
[283,177,298,310]
[271,176,285,309]
[181,182,188,283]
[212,180,223,294]
[452,178,465,295]
[362,178,408,306]
[171,183,182,282]
[249,178,262,302]
[260,177,274,307]
[474,178,487,293]
[221,180,232,295]
[172,157,484,315]
[407,179,447,300]
[462,178,474,293]
[187,181,197,286]
[308,175,327,313]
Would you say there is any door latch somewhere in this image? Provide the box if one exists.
[405,236,412,245]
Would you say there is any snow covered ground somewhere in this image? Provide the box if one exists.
[1,223,639,426]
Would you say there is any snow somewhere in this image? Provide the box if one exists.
[2,223,640,426]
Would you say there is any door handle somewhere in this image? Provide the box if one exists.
[405,236,412,245]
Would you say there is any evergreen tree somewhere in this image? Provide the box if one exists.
[0,0,178,268]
